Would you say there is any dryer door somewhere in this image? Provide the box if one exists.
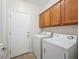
[43,41,65,59]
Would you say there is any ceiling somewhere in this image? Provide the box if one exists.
[25,0,51,7]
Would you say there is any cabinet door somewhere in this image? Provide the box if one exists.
[44,9,51,27]
[63,0,78,24]
[61,0,65,25]
[39,9,50,27]
[39,13,45,27]
[51,3,61,26]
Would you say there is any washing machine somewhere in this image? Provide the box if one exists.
[43,33,78,59]
[32,32,52,59]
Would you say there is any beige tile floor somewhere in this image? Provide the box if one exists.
[11,53,36,59]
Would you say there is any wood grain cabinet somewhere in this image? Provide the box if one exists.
[39,9,51,27]
[39,13,45,27]
[44,9,51,27]
[50,3,61,26]
[61,0,78,25]
[39,0,78,28]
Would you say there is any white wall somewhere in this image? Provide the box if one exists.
[1,0,9,47]
[9,0,41,51]
[0,0,2,42]
[40,0,59,14]
[42,25,78,35]
[40,0,78,35]
[0,0,11,47]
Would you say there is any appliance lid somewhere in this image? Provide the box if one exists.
[44,34,77,50]
[33,32,52,39]
[33,34,51,39]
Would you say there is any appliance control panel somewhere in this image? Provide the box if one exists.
[52,33,77,40]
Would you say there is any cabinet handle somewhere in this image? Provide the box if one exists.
[64,53,66,59]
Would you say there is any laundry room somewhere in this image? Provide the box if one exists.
[0,0,78,59]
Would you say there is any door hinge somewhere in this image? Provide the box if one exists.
[44,48,46,54]
[9,32,11,35]
[64,53,66,59]
[9,15,11,18]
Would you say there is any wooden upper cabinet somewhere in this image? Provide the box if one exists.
[39,9,51,27]
[62,0,78,24]
[39,0,78,28]
[39,13,45,27]
[43,9,51,27]
[50,2,61,26]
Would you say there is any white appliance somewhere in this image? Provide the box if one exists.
[0,43,10,59]
[33,32,52,59]
[43,33,78,59]
[0,43,3,59]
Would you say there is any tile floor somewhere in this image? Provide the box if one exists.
[11,53,36,59]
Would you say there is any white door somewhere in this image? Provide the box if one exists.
[10,11,32,57]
